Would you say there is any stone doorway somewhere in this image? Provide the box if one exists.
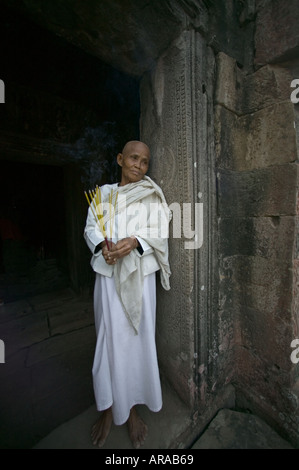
[0,1,224,448]
[2,2,248,448]
[1,0,299,449]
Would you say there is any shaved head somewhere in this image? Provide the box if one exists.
[122,140,150,157]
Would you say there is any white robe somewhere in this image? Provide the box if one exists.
[85,177,171,425]
[92,272,162,425]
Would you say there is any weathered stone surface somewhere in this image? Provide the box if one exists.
[215,52,293,116]
[0,299,33,324]
[218,164,298,217]
[207,0,255,69]
[292,170,299,338]
[1,312,49,358]
[141,32,198,406]
[218,257,240,315]
[3,0,254,78]
[2,0,189,77]
[237,255,292,311]
[215,103,297,171]
[47,299,94,336]
[33,375,195,450]
[192,409,293,449]
[30,342,94,400]
[219,237,295,365]
[220,254,293,329]
[235,349,299,447]
[238,306,293,371]
[219,216,295,260]
[295,106,299,159]
[27,288,75,311]
[292,259,299,337]
[26,326,95,367]
[215,14,299,448]
[31,375,95,442]
[255,0,299,67]
[0,291,96,449]
[141,30,218,409]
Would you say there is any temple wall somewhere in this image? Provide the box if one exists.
[140,0,299,447]
[140,30,236,432]
[215,3,299,442]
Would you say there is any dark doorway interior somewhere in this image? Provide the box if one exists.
[0,3,141,300]
[0,161,68,301]
[0,3,141,449]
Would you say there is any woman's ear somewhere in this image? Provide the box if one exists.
[117,153,123,167]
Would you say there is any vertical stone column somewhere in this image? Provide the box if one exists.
[215,50,299,446]
[140,30,218,411]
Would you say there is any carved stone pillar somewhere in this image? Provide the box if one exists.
[140,30,218,410]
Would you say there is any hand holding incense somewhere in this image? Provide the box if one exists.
[84,188,110,250]
[84,186,118,252]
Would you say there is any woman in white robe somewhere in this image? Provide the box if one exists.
[84,141,171,448]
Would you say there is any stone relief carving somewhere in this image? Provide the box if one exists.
[141,30,216,408]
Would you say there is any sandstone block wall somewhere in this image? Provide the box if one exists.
[140,26,236,437]
[215,45,299,445]
[140,0,299,447]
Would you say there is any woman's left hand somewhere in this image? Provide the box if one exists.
[103,237,137,264]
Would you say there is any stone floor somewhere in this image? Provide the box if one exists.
[0,286,295,450]
[191,408,294,450]
[34,378,193,450]
[34,406,294,450]
[0,286,96,449]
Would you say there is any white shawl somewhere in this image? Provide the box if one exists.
[102,176,171,334]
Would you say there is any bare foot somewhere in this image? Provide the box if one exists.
[91,407,113,447]
[127,407,148,449]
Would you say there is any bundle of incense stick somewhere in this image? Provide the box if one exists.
[84,186,118,251]
[109,188,118,242]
